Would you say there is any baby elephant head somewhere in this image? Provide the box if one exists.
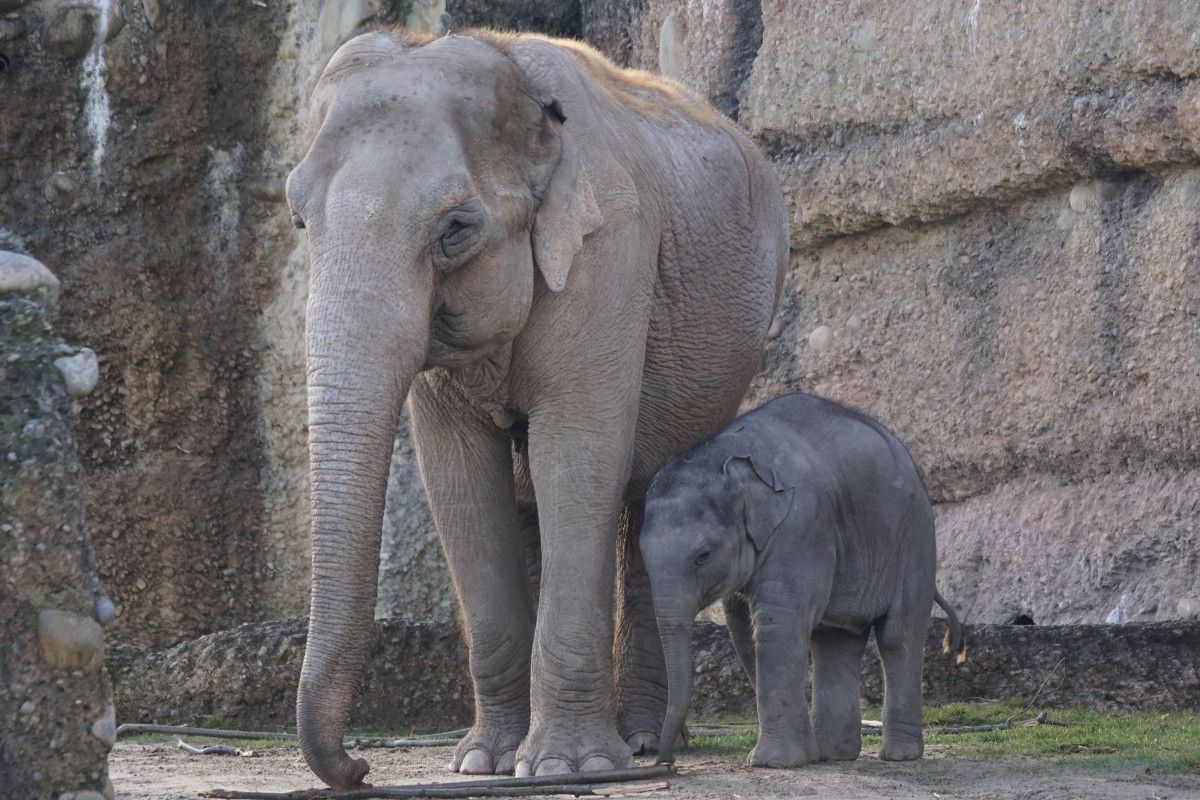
[640,450,794,763]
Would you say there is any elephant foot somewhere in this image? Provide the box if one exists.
[878,738,923,761]
[451,718,529,775]
[618,705,661,756]
[749,734,816,769]
[879,718,923,762]
[817,735,862,762]
[622,726,687,756]
[514,717,634,776]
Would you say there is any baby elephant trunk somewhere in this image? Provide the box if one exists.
[656,616,695,765]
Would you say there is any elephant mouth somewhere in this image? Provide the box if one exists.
[425,337,500,369]
[432,302,463,341]
[426,303,510,368]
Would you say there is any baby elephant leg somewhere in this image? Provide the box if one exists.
[810,628,869,761]
[875,614,927,761]
[749,606,818,768]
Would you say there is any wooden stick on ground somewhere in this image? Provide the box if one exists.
[417,728,471,739]
[177,739,256,757]
[199,765,673,800]
[345,737,462,749]
[928,711,1048,735]
[857,712,1048,736]
[201,780,669,800]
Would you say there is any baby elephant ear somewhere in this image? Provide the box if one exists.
[724,456,794,553]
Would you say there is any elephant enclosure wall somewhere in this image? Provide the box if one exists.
[3,0,1197,649]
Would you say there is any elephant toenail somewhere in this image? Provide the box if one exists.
[534,758,573,776]
[459,749,492,774]
[580,755,617,772]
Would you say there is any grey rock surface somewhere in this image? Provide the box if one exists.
[108,618,471,731]
[1,258,114,799]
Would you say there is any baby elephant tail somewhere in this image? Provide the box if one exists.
[935,591,968,665]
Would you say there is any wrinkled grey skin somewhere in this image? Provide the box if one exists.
[642,393,959,768]
[286,29,787,788]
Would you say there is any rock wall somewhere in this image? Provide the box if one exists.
[1,0,293,650]
[1,251,115,800]
[1,0,582,647]
[5,0,1199,650]
[108,617,1200,730]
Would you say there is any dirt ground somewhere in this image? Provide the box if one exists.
[110,739,1200,800]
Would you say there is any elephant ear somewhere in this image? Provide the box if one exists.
[504,42,604,293]
[723,455,794,553]
[528,102,603,292]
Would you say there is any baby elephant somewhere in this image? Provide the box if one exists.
[641,393,964,768]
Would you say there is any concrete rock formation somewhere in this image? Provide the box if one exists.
[108,618,472,731]
[3,0,1199,650]
[0,251,115,799]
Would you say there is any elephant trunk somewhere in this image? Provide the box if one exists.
[297,260,431,788]
[656,613,696,765]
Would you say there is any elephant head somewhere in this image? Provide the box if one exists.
[285,31,599,788]
[639,452,794,764]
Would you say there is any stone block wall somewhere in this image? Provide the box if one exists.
[633,0,1200,625]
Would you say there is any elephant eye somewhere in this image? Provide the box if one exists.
[433,204,486,270]
[290,212,305,230]
[694,549,713,567]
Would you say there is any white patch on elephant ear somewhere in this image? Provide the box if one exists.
[531,129,603,293]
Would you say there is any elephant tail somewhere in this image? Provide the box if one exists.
[935,591,968,665]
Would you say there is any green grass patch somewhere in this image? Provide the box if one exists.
[688,701,1200,774]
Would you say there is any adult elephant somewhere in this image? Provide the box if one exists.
[287,28,787,788]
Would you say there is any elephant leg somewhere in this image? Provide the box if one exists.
[724,593,757,685]
[748,603,818,768]
[875,612,927,762]
[811,628,869,761]
[410,380,534,775]
[615,503,671,754]
[516,404,641,777]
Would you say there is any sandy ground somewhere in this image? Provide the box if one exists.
[110,739,1200,800]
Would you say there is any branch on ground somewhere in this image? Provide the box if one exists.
[857,712,1049,735]
[199,766,673,800]
[177,739,256,757]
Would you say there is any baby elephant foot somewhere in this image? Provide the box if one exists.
[623,727,687,756]
[749,735,815,769]
[515,718,634,777]
[451,718,529,775]
[879,719,923,761]
[818,737,862,762]
[815,724,862,762]
[878,738,923,762]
